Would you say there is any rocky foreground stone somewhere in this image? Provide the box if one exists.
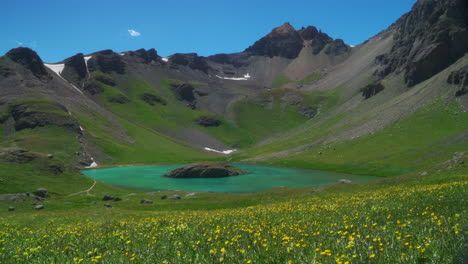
[164,162,248,178]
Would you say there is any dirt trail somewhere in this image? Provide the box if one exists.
[68,179,97,196]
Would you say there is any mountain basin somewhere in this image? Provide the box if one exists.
[81,163,379,193]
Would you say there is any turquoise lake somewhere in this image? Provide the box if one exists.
[81,164,379,193]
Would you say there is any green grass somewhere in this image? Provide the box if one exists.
[272,72,323,88]
[236,98,468,176]
[0,168,465,263]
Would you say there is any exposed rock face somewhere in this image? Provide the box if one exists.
[207,53,250,68]
[5,47,49,78]
[108,95,130,104]
[245,23,304,59]
[170,83,196,107]
[87,50,125,74]
[298,106,316,118]
[298,26,333,54]
[83,81,104,95]
[0,148,36,163]
[164,162,248,178]
[448,67,468,97]
[62,53,87,80]
[33,188,48,198]
[195,116,221,127]
[170,53,211,73]
[129,48,161,64]
[0,65,14,78]
[140,93,167,106]
[324,39,350,56]
[140,199,153,204]
[10,102,81,133]
[361,83,385,99]
[374,0,468,86]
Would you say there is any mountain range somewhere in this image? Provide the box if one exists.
[0,0,467,194]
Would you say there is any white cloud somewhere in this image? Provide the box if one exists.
[128,29,141,37]
[16,41,23,46]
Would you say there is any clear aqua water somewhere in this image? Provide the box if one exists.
[81,164,379,193]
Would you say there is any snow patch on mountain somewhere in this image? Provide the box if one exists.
[44,63,84,94]
[162,57,169,62]
[215,73,251,81]
[204,147,236,155]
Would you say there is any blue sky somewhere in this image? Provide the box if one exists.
[2,0,416,62]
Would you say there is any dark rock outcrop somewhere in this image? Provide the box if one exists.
[170,53,211,73]
[195,116,221,127]
[140,199,153,204]
[298,106,317,118]
[298,26,334,54]
[0,65,14,79]
[360,83,385,99]
[140,93,167,106]
[5,47,49,78]
[33,188,48,198]
[83,81,104,95]
[324,39,350,56]
[129,48,161,64]
[164,162,248,178]
[10,101,81,133]
[245,23,303,59]
[447,66,468,86]
[207,53,250,68]
[170,83,196,105]
[62,53,87,80]
[108,95,130,104]
[374,0,468,86]
[87,50,125,74]
[447,66,468,97]
[0,148,36,163]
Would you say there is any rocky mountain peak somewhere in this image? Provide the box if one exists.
[268,22,296,37]
[129,48,161,64]
[245,22,304,59]
[87,49,125,74]
[64,53,87,79]
[5,47,49,78]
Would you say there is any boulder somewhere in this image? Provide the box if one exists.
[140,199,153,204]
[102,195,115,201]
[161,195,167,200]
[170,195,181,200]
[33,188,48,198]
[35,204,44,210]
[8,206,15,212]
[337,179,353,184]
[164,162,248,178]
[104,203,113,208]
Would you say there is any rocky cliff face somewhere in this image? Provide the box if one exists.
[374,0,468,86]
[245,23,304,59]
[6,47,49,78]
[87,50,125,74]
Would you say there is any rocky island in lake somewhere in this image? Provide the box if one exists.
[164,162,248,178]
